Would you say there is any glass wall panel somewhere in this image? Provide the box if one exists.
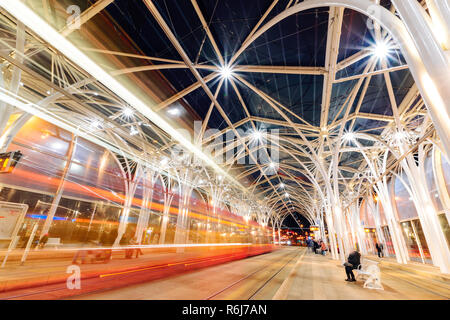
[359,199,375,228]
[400,220,422,262]
[394,174,418,220]
[411,220,432,262]
[425,155,444,212]
[44,198,123,245]
[365,232,377,255]
[0,115,271,249]
[378,200,387,226]
[437,214,450,248]
[0,141,66,194]
[443,155,450,195]
[63,137,126,206]
[0,186,54,248]
[382,226,395,256]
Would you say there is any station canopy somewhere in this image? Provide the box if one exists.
[0,0,424,227]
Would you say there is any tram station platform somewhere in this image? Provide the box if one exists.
[1,0,450,305]
[0,247,448,300]
[280,249,449,300]
[64,247,448,300]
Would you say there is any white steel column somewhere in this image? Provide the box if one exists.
[432,146,450,225]
[374,182,409,264]
[400,150,450,273]
[41,135,77,237]
[114,163,140,246]
[159,176,175,244]
[425,0,450,50]
[391,0,450,160]
[135,169,155,244]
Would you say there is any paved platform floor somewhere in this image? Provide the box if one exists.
[72,247,450,300]
[282,250,449,299]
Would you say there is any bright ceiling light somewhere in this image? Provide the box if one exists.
[373,41,390,59]
[0,0,244,192]
[122,107,133,117]
[251,130,263,141]
[167,107,180,116]
[130,127,138,136]
[284,193,289,198]
[394,131,406,141]
[51,142,64,149]
[160,157,169,166]
[279,183,285,189]
[269,162,277,169]
[91,120,102,129]
[219,65,233,79]
[343,132,355,141]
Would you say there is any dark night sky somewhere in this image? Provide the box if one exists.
[283,213,310,231]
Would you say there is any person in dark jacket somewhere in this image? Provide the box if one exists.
[375,243,384,258]
[313,240,320,254]
[38,233,49,249]
[306,239,313,252]
[344,250,361,282]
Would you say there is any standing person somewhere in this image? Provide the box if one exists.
[129,236,143,258]
[120,233,133,258]
[306,238,311,252]
[343,250,361,282]
[376,242,384,258]
[321,241,327,255]
[313,240,320,254]
[152,233,160,244]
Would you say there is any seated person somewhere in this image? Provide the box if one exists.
[313,240,320,254]
[320,241,327,255]
[38,233,49,249]
[344,250,361,282]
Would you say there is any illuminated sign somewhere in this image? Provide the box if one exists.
[364,228,376,233]
[310,226,319,232]
[0,151,22,173]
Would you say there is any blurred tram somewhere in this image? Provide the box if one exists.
[0,118,275,298]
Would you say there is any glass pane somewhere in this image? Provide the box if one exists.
[382,226,396,257]
[442,155,450,195]
[400,221,422,262]
[394,174,418,220]
[411,220,432,262]
[437,214,450,248]
[425,155,443,212]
